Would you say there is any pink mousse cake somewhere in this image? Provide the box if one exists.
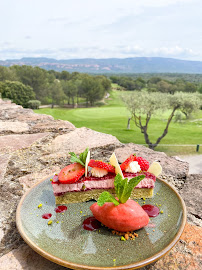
[51,171,156,204]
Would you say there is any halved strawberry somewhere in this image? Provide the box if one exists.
[58,163,85,184]
[120,154,136,171]
[88,160,115,173]
[136,157,149,171]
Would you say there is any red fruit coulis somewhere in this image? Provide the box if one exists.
[142,204,159,217]
[82,217,101,231]
[55,205,68,213]
[42,213,52,219]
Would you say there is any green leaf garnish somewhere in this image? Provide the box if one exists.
[96,173,145,206]
[69,147,89,166]
[118,174,145,203]
[97,191,119,206]
[79,148,89,164]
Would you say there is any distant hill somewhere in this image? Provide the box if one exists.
[1,57,202,74]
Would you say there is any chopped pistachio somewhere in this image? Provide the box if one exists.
[56,221,59,224]
[160,210,164,214]
[38,203,42,208]
[80,211,83,214]
[121,236,126,241]
[50,178,53,182]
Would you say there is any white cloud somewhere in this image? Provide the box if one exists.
[0,45,199,61]
[0,0,201,60]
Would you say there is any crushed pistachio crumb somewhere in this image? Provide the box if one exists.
[143,197,146,201]
[160,210,164,214]
[80,211,83,214]
[121,236,126,241]
[113,259,116,262]
[56,221,59,224]
[38,203,42,208]
[50,178,53,182]
[168,214,170,216]
[48,220,52,225]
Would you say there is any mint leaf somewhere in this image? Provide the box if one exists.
[120,175,145,203]
[114,173,123,198]
[96,172,145,206]
[97,191,119,206]
[79,147,89,164]
[69,152,85,166]
[69,148,89,167]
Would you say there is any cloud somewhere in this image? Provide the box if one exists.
[0,45,199,61]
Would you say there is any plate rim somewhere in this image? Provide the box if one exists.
[16,174,187,270]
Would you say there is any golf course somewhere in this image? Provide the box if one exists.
[34,90,202,156]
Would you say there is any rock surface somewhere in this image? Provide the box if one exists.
[0,99,201,269]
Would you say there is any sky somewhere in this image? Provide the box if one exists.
[0,0,202,61]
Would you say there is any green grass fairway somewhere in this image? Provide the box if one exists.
[34,90,202,155]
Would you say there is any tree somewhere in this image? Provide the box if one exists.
[122,91,202,149]
[80,75,104,106]
[156,80,172,94]
[48,80,66,108]
[11,65,49,100]
[184,82,197,93]
[0,80,35,107]
[61,79,78,105]
[0,66,18,81]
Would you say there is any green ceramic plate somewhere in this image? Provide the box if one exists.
[16,175,186,270]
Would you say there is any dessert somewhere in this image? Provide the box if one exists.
[51,149,162,204]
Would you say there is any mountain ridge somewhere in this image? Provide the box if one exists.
[1,56,202,73]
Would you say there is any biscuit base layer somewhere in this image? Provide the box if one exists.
[55,188,153,204]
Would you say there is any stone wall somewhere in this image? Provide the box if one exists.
[0,100,201,270]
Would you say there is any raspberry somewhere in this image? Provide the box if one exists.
[136,157,149,171]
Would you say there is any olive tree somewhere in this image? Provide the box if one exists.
[122,91,202,149]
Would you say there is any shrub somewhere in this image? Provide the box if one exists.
[27,100,41,109]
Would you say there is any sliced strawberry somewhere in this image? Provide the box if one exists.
[88,160,115,173]
[120,154,136,171]
[58,163,85,184]
[136,157,149,171]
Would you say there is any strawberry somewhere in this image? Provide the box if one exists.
[90,199,149,232]
[120,154,136,171]
[88,160,115,173]
[136,157,149,171]
[58,163,85,184]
